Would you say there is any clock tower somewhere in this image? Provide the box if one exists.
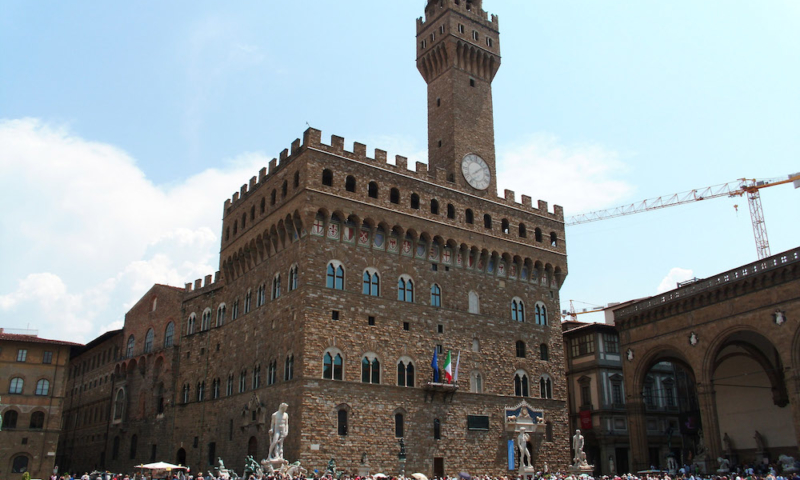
[417,0,501,195]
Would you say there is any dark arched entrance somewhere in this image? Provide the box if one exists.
[248,436,258,459]
[176,448,186,466]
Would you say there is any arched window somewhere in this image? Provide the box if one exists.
[164,322,175,348]
[281,180,288,198]
[322,169,333,186]
[326,262,345,290]
[390,188,400,204]
[260,197,266,214]
[272,274,281,299]
[284,355,294,381]
[233,220,238,235]
[3,409,18,428]
[468,291,480,314]
[186,314,196,335]
[397,360,415,387]
[35,379,50,396]
[362,269,380,296]
[216,304,226,327]
[519,223,527,238]
[232,299,239,320]
[465,209,474,224]
[9,377,23,394]
[323,351,343,381]
[430,284,441,307]
[430,199,439,214]
[337,409,348,436]
[397,276,414,302]
[395,413,405,437]
[433,418,441,440]
[288,265,298,292]
[225,226,230,241]
[470,371,483,393]
[29,410,44,429]
[511,298,525,322]
[271,189,277,205]
[126,335,135,357]
[540,343,549,361]
[410,193,420,209]
[514,372,529,397]
[535,228,543,242]
[550,232,558,247]
[241,212,246,229]
[345,175,356,193]
[114,389,125,420]
[244,289,252,313]
[535,302,548,326]
[484,214,492,229]
[143,328,154,353]
[11,455,29,473]
[515,341,526,358]
[540,375,553,399]
[293,171,300,188]
[361,355,380,384]
[447,204,455,219]
[368,181,379,199]
[130,434,138,459]
[501,218,510,234]
[250,205,255,220]
[546,421,554,442]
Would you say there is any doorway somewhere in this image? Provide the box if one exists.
[433,457,444,478]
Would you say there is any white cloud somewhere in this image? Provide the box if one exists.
[0,118,270,343]
[657,267,695,294]
[497,133,635,214]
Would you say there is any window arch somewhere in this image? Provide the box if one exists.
[272,274,281,299]
[323,349,344,381]
[515,340,526,358]
[361,354,381,384]
[30,410,45,429]
[233,220,238,235]
[397,358,415,387]
[511,298,525,322]
[281,179,288,198]
[241,212,246,229]
[345,175,356,193]
[216,304,226,327]
[130,434,138,459]
[326,261,345,290]
[322,169,333,186]
[271,189,277,205]
[288,264,298,292]
[540,343,549,361]
[397,275,414,302]
[390,188,400,204]
[550,232,558,247]
[337,408,348,435]
[430,199,439,214]
[430,284,441,307]
[410,193,420,209]
[535,302,548,325]
[126,335,135,357]
[3,409,18,428]
[468,291,480,314]
[514,371,530,397]
[9,377,23,394]
[368,181,379,199]
[540,374,553,399]
[11,455,29,473]
[447,204,455,219]
[113,389,126,420]
[535,228,543,242]
[395,412,405,437]
[294,171,300,188]
[35,379,50,396]
[501,218,510,234]
[519,223,527,238]
[434,418,441,440]
[244,289,252,313]
[284,355,294,381]
[484,214,492,229]
[465,209,474,224]
[362,268,380,296]
[260,196,266,214]
[470,371,483,393]
[163,322,174,348]
[186,314,196,335]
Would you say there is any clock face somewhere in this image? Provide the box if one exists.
[461,154,491,190]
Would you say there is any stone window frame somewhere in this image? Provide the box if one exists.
[362,267,381,297]
[511,297,525,322]
[468,290,480,314]
[272,273,281,300]
[9,377,24,395]
[323,347,345,381]
[578,375,592,408]
[201,308,212,331]
[244,289,252,313]
[397,274,415,303]
[113,387,126,421]
[284,354,294,381]
[216,304,226,327]
[539,373,553,399]
[361,352,381,385]
[186,313,197,336]
[396,356,415,387]
[534,302,548,326]
[144,327,155,353]
[513,369,530,397]
[257,283,266,307]
[35,378,50,396]
[515,340,526,358]
[539,343,549,361]
[470,370,484,393]
[326,260,345,290]
[126,334,136,357]
[288,264,299,292]
[430,283,442,307]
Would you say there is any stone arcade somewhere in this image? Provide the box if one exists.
[57,0,570,476]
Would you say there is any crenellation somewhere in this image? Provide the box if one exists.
[291,138,301,155]
[353,142,367,159]
[538,200,548,214]
[194,278,202,290]
[521,195,532,208]
[240,184,248,197]
[269,158,277,174]
[249,176,256,190]
[185,282,192,292]
[214,270,221,282]
[331,134,345,152]
[304,127,322,147]
[553,205,564,220]
[280,148,289,162]
[232,191,240,203]
[504,189,515,203]
[259,167,267,182]
[375,149,388,164]
[390,151,402,168]
[204,274,212,287]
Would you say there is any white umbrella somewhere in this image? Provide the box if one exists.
[139,462,186,470]
[373,474,389,479]
[412,473,428,480]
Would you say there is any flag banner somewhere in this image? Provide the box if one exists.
[508,440,515,471]
[444,350,452,383]
[431,347,439,383]
[579,409,592,430]
[453,351,460,383]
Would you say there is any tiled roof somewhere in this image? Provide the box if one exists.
[0,332,83,347]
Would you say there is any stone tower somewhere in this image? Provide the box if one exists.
[417,0,501,195]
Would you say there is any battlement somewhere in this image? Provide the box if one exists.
[417,0,499,33]
[224,127,563,222]
[183,271,222,299]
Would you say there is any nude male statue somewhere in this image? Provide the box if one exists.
[268,403,289,461]
[573,429,586,466]
[517,428,531,468]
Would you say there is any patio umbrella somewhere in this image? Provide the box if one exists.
[459,472,472,480]
[373,474,389,479]
[412,474,428,480]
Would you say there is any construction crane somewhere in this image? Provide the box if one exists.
[561,299,605,322]
[566,173,800,260]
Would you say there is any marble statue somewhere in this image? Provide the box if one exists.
[543,462,548,473]
[268,403,289,461]
[573,429,587,467]
[754,430,766,452]
[717,457,730,472]
[778,455,796,473]
[608,456,615,475]
[517,428,532,468]
[325,458,337,476]
[696,429,708,458]
[667,455,678,473]
[360,453,368,466]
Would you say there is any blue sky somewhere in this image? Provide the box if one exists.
[1,1,798,340]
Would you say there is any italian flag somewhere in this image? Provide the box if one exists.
[444,350,453,383]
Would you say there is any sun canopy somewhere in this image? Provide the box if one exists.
[136,462,188,470]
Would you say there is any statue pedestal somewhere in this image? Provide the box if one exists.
[265,458,287,474]
[569,465,594,475]
[717,469,730,475]
[518,465,536,480]
[357,466,370,477]
[693,458,709,475]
